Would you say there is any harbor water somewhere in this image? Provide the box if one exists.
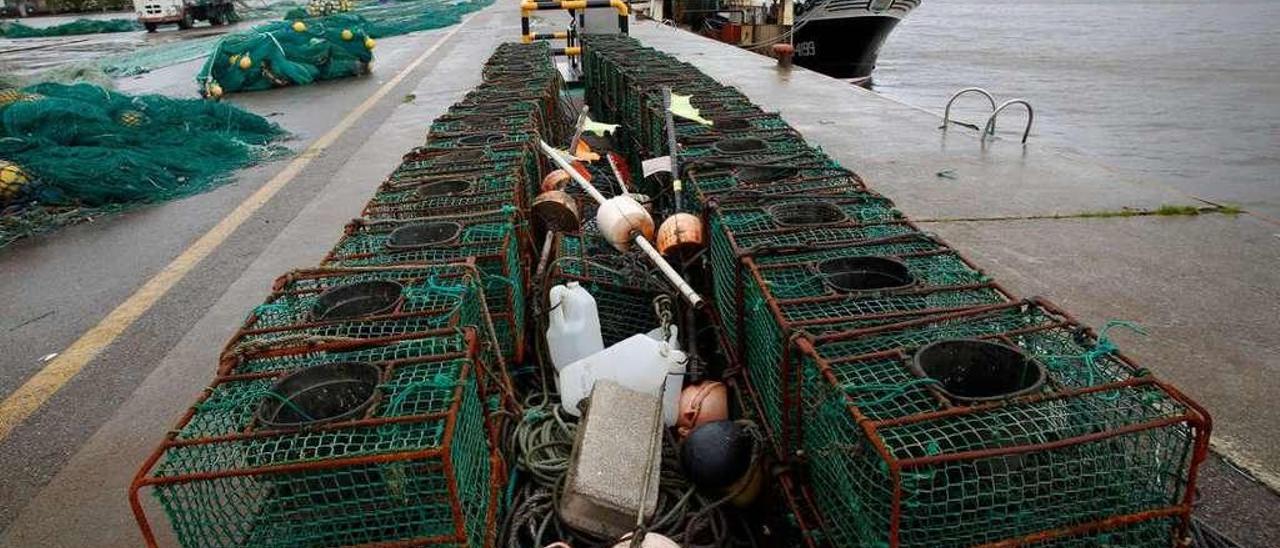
[873,0,1280,218]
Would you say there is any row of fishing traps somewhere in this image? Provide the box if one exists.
[126,35,1212,548]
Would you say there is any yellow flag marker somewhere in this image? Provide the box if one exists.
[669,93,714,126]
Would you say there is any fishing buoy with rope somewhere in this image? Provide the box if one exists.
[205,81,224,99]
[238,55,253,70]
[341,29,354,41]
[117,110,148,128]
[675,381,728,439]
[0,161,32,204]
[364,37,376,50]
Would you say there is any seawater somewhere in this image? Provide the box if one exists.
[873,0,1280,217]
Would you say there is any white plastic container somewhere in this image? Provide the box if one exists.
[546,282,605,375]
[559,331,687,425]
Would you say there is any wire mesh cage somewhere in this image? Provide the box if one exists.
[323,213,527,364]
[131,330,506,548]
[544,231,673,347]
[222,261,489,359]
[786,299,1210,547]
[364,170,527,219]
[396,143,542,200]
[686,162,866,203]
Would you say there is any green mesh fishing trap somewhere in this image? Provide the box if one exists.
[222,262,486,356]
[686,163,865,203]
[132,331,503,548]
[545,231,673,347]
[581,34,1212,548]
[363,172,528,219]
[322,214,528,365]
[396,143,544,205]
[715,234,1013,446]
[0,83,283,248]
[791,299,1209,547]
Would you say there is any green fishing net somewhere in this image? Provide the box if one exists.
[198,14,375,95]
[0,83,285,247]
[0,18,139,38]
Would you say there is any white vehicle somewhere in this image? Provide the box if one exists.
[133,0,236,32]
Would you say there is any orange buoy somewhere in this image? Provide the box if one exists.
[676,381,728,439]
[655,212,705,258]
[540,169,573,192]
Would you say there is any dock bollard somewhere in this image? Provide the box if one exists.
[772,43,794,68]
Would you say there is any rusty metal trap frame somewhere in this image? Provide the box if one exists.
[579,34,1213,548]
[685,162,866,203]
[396,143,544,196]
[221,262,490,363]
[714,236,1014,438]
[784,299,1210,547]
[544,231,674,347]
[638,111,801,160]
[131,329,505,548]
[364,171,528,220]
[322,213,529,365]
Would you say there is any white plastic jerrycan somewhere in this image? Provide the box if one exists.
[546,282,605,374]
[559,329,688,425]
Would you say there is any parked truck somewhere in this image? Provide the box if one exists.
[133,0,236,31]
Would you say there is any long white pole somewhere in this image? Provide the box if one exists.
[538,140,704,308]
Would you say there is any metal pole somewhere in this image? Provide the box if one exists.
[538,141,705,308]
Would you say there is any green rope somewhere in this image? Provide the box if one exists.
[1041,320,1147,396]
[381,373,464,416]
[838,378,941,408]
[195,386,317,423]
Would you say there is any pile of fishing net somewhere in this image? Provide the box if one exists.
[305,0,494,38]
[0,83,284,247]
[0,18,139,38]
[198,14,376,96]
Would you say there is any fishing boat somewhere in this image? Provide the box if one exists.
[792,0,921,80]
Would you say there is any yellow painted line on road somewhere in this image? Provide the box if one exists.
[0,15,475,443]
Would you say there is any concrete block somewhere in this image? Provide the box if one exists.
[559,380,663,539]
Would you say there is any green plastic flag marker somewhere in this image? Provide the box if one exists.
[582,116,619,136]
[669,93,714,126]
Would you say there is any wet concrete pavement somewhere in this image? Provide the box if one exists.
[0,7,508,543]
[628,20,1280,546]
[0,3,1277,546]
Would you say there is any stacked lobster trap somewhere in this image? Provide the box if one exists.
[131,42,566,547]
[581,35,1210,547]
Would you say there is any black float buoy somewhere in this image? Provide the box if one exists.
[680,420,754,490]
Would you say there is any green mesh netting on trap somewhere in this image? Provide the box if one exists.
[0,18,139,38]
[0,82,284,248]
[197,14,376,95]
[152,334,495,547]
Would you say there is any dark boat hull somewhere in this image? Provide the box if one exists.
[793,15,902,79]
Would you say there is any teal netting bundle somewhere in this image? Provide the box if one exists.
[0,18,139,38]
[198,14,375,95]
[0,83,284,247]
[353,0,494,38]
